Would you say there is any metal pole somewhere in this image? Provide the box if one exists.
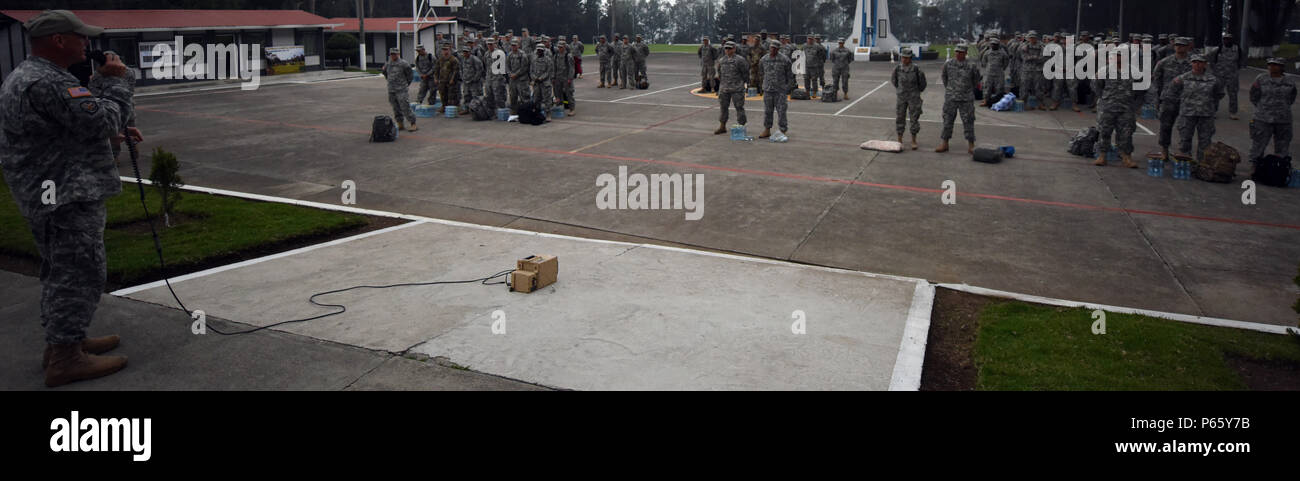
[1075,0,1081,34]
[1240,0,1251,58]
[358,0,366,68]
[611,0,617,40]
[1118,0,1124,41]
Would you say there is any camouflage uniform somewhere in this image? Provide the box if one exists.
[940,54,981,143]
[530,47,554,112]
[747,39,765,93]
[0,56,133,345]
[634,38,649,82]
[414,49,437,105]
[507,44,530,113]
[1164,67,1224,159]
[610,36,623,86]
[1007,35,1022,92]
[779,39,796,87]
[553,45,575,112]
[1093,76,1139,156]
[980,43,1009,101]
[1248,68,1297,159]
[716,48,750,125]
[891,60,926,136]
[381,54,416,125]
[435,51,460,112]
[829,42,853,96]
[761,48,792,133]
[1151,51,1192,149]
[1209,41,1243,116]
[459,49,484,108]
[698,40,719,92]
[619,40,636,88]
[802,40,826,95]
[597,39,614,86]
[484,45,508,110]
[1018,38,1045,105]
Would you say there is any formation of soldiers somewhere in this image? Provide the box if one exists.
[382,30,594,129]
[596,33,650,89]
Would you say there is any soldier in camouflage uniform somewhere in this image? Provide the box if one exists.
[1248,58,1297,160]
[892,49,926,150]
[779,35,796,88]
[1151,37,1193,159]
[507,40,530,114]
[713,41,750,135]
[1018,32,1046,109]
[596,36,613,88]
[759,40,792,138]
[619,36,636,89]
[572,35,585,79]
[699,37,719,93]
[484,40,508,111]
[610,34,623,88]
[802,35,826,96]
[748,35,765,95]
[414,45,437,105]
[979,38,1009,107]
[457,46,483,116]
[635,35,650,84]
[1092,54,1141,168]
[937,44,981,154]
[1,10,134,387]
[530,44,555,114]
[381,48,418,131]
[1164,54,1224,161]
[1007,33,1023,94]
[553,41,576,116]
[434,44,460,114]
[1209,33,1244,120]
[829,38,853,98]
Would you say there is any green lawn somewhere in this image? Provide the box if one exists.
[973,300,1300,390]
[0,177,367,287]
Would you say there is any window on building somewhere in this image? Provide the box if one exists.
[300,31,320,56]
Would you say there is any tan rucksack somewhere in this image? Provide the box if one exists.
[1192,141,1241,183]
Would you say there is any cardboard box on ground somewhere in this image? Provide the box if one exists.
[511,255,558,293]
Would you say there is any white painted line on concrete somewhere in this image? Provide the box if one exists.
[612,82,700,102]
[1135,119,1155,136]
[835,81,889,116]
[110,219,429,296]
[937,283,1297,335]
[889,280,936,391]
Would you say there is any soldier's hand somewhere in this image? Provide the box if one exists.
[97,52,128,78]
[126,127,144,143]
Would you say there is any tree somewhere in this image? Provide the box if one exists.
[325,32,358,65]
[148,148,184,228]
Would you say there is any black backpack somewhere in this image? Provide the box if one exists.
[1066,127,1099,158]
[1251,155,1293,187]
[972,147,1004,164]
[790,88,810,100]
[820,90,838,102]
[468,98,492,121]
[517,100,546,125]
[369,115,396,142]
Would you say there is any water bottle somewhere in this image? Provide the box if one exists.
[1147,157,1163,177]
[1177,160,1192,180]
[1289,169,1300,188]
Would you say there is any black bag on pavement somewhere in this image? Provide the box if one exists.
[790,88,810,100]
[1067,127,1099,158]
[517,100,546,125]
[972,147,1004,164]
[370,115,397,142]
[1251,155,1293,187]
[820,90,838,102]
[468,98,492,121]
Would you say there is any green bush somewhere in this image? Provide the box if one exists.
[147,147,183,226]
[326,33,360,64]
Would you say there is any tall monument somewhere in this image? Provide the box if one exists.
[849,0,900,60]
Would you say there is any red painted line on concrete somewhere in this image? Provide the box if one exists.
[136,106,1300,231]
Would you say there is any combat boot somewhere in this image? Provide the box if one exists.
[1072,105,1081,112]
[408,122,418,132]
[911,134,918,150]
[1229,114,1239,120]
[43,335,120,369]
[1094,152,1107,166]
[897,133,904,143]
[598,82,605,88]
[968,141,975,154]
[397,120,405,131]
[1161,146,1171,161]
[714,122,727,135]
[759,128,771,139]
[45,343,126,388]
[567,108,576,118]
[935,140,949,153]
[1120,152,1137,168]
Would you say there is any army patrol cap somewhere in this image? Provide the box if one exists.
[1223,33,1234,39]
[1190,54,1207,63]
[416,44,425,50]
[954,44,968,53]
[900,48,913,58]
[1173,37,1190,46]
[388,47,400,54]
[1158,33,1168,40]
[459,46,469,53]
[510,39,520,46]
[1027,30,1037,36]
[1267,57,1285,65]
[837,38,846,44]
[24,10,104,37]
[724,41,736,49]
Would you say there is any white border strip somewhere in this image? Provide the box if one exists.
[835,81,889,116]
[889,280,936,391]
[109,217,429,296]
[938,283,1296,335]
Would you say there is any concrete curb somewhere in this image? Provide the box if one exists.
[888,280,935,391]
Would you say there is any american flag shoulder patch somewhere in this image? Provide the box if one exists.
[66,87,92,98]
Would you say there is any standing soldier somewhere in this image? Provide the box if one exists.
[1092,53,1140,167]
[382,48,418,131]
[979,37,1008,107]
[520,28,533,53]
[1018,32,1045,110]
[936,44,981,154]
[610,34,623,88]
[458,46,483,115]
[1,10,139,387]
[802,35,825,96]
[1152,37,1193,159]
[572,35,585,79]
[759,40,792,139]
[699,37,719,93]
[596,35,613,88]
[414,44,437,106]
[1007,33,1022,95]
[634,34,650,84]
[779,35,796,88]
[484,39,508,111]
[530,44,555,114]
[553,41,576,116]
[1164,54,1224,161]
[619,35,636,89]
[1209,33,1244,120]
[829,38,853,99]
[892,48,926,150]
[1249,58,1297,160]
[506,39,530,113]
[748,35,765,95]
[714,40,750,135]
[434,44,459,114]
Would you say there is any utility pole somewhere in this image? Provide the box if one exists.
[1117,0,1124,41]
[1075,0,1081,35]
[611,0,617,40]
[1241,0,1252,57]
[358,0,366,69]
